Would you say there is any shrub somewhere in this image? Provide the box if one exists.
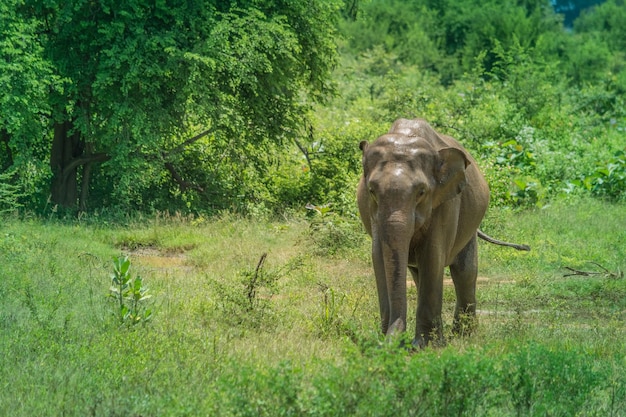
[0,171,22,215]
[567,150,626,202]
[305,203,365,257]
[589,150,626,201]
[108,256,152,325]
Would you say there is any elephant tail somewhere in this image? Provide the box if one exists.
[477,230,530,251]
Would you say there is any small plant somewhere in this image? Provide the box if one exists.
[317,283,347,337]
[495,138,536,170]
[589,150,626,201]
[210,253,281,329]
[305,203,364,256]
[0,171,22,215]
[108,256,152,325]
[243,253,273,314]
[567,150,626,201]
[509,176,546,207]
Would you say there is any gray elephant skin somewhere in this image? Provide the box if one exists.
[357,118,528,348]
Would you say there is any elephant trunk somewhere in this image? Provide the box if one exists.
[379,214,413,336]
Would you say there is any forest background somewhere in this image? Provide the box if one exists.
[1,0,625,218]
[2,1,626,416]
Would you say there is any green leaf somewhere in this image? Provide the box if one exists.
[133,276,142,292]
[120,257,131,276]
[513,179,527,190]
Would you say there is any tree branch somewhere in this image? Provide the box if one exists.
[293,137,312,172]
[162,127,215,159]
[293,121,316,172]
[1,129,13,171]
[164,162,205,193]
[61,153,111,180]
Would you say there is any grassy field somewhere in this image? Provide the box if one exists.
[1,198,625,416]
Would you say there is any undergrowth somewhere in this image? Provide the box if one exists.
[0,199,624,416]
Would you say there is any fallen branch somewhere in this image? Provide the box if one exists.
[563,262,622,279]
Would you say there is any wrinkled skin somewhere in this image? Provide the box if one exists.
[357,118,489,348]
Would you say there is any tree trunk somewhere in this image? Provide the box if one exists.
[79,158,93,213]
[50,120,82,209]
[1,129,12,171]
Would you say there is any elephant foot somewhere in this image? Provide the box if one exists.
[411,335,426,350]
[412,331,446,350]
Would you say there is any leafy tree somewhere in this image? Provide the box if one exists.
[0,0,58,210]
[3,0,340,213]
[340,0,563,84]
[339,0,442,71]
[573,0,626,88]
[552,0,607,26]
[574,0,626,51]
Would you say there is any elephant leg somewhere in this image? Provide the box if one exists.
[450,235,478,336]
[372,239,390,334]
[412,261,445,348]
[409,266,419,289]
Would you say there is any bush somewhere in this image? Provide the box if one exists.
[0,171,22,215]
[588,150,626,201]
[305,203,365,256]
[202,341,622,416]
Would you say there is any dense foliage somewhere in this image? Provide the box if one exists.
[328,0,625,210]
[1,0,340,214]
[1,0,624,217]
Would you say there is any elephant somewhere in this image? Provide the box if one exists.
[357,118,529,348]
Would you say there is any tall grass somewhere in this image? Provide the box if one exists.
[1,199,624,416]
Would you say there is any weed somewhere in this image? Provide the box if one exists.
[108,256,152,325]
[567,150,626,202]
[244,253,271,313]
[316,283,347,337]
[510,176,546,208]
[22,284,61,330]
[305,203,365,256]
[209,253,282,330]
[0,171,22,215]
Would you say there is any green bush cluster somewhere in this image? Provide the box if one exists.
[0,171,22,214]
[569,150,626,201]
[202,342,624,416]
[304,44,625,209]
[284,0,626,211]
[208,253,281,330]
[305,203,365,256]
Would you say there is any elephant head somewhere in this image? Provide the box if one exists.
[357,119,472,343]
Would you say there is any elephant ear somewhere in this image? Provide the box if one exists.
[433,147,470,208]
[359,141,370,175]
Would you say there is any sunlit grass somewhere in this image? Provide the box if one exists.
[1,199,625,415]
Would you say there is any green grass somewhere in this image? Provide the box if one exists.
[1,198,625,416]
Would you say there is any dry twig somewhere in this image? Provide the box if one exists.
[563,262,622,279]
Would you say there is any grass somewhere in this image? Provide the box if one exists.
[1,198,625,416]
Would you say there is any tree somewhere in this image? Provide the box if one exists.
[552,0,607,26]
[339,0,562,84]
[4,0,340,213]
[0,0,58,209]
